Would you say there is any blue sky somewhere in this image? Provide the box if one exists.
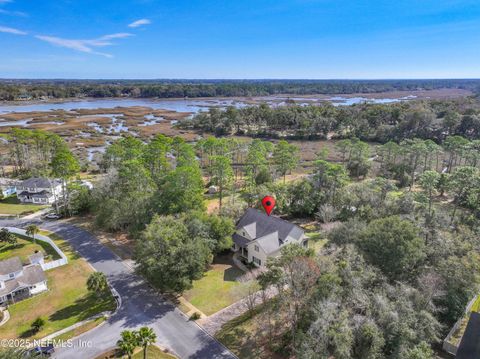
[1,0,480,79]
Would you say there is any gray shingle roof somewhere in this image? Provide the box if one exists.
[256,231,282,255]
[18,265,46,286]
[237,208,303,240]
[0,278,20,297]
[235,208,305,254]
[18,177,61,188]
[0,257,22,276]
[233,233,251,248]
[31,191,52,198]
[29,252,44,264]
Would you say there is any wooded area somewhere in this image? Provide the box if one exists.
[0,79,479,100]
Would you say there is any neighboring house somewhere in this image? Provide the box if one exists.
[0,256,48,304]
[0,178,16,198]
[456,312,480,359]
[16,177,63,204]
[232,208,308,267]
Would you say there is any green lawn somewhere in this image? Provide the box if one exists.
[0,196,48,215]
[183,255,255,316]
[55,316,106,341]
[96,345,177,359]
[471,295,480,313]
[132,346,177,359]
[0,230,116,339]
[0,234,61,263]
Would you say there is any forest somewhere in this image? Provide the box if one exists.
[2,94,480,358]
[0,78,479,100]
[183,97,480,142]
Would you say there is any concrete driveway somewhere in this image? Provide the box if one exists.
[1,218,236,359]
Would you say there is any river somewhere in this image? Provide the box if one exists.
[0,95,416,114]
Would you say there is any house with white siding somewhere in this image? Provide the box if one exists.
[232,208,308,267]
[0,256,48,304]
[16,177,63,204]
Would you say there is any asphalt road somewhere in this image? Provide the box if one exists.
[1,218,236,359]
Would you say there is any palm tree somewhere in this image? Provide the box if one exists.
[117,330,138,359]
[26,224,39,244]
[86,272,108,296]
[136,327,157,359]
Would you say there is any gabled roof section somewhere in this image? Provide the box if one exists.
[256,231,282,255]
[242,222,256,239]
[0,257,22,276]
[18,177,61,188]
[18,265,46,286]
[236,208,304,243]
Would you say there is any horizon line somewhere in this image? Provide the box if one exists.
[2,77,480,81]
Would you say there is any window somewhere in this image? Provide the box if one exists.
[254,245,259,252]
[9,273,14,278]
[242,231,246,237]
[252,257,262,266]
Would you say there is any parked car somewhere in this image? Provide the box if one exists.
[44,212,62,220]
[29,344,55,356]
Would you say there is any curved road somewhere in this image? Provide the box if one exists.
[1,218,236,359]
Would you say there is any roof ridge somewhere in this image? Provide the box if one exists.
[247,207,302,229]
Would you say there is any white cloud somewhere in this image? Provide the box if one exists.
[0,9,28,16]
[35,33,133,58]
[128,18,151,28]
[0,25,27,35]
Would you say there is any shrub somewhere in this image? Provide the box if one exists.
[190,312,201,320]
[31,317,46,333]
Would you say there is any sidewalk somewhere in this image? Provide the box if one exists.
[41,312,111,341]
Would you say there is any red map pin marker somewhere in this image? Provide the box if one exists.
[262,196,276,216]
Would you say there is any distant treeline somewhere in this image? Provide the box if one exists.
[182,98,480,142]
[0,78,480,101]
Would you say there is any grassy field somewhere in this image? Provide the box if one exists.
[183,255,254,316]
[95,345,177,359]
[0,196,48,215]
[55,316,106,341]
[0,234,61,263]
[0,230,116,339]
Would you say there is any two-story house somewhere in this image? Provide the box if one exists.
[16,177,63,204]
[232,208,308,267]
[0,256,48,304]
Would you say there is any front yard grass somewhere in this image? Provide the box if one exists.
[183,254,253,316]
[55,316,106,341]
[95,345,177,359]
[0,196,48,215]
[0,230,116,339]
[0,234,61,263]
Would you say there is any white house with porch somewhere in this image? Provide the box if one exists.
[0,256,48,304]
[232,208,308,267]
[16,177,63,205]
